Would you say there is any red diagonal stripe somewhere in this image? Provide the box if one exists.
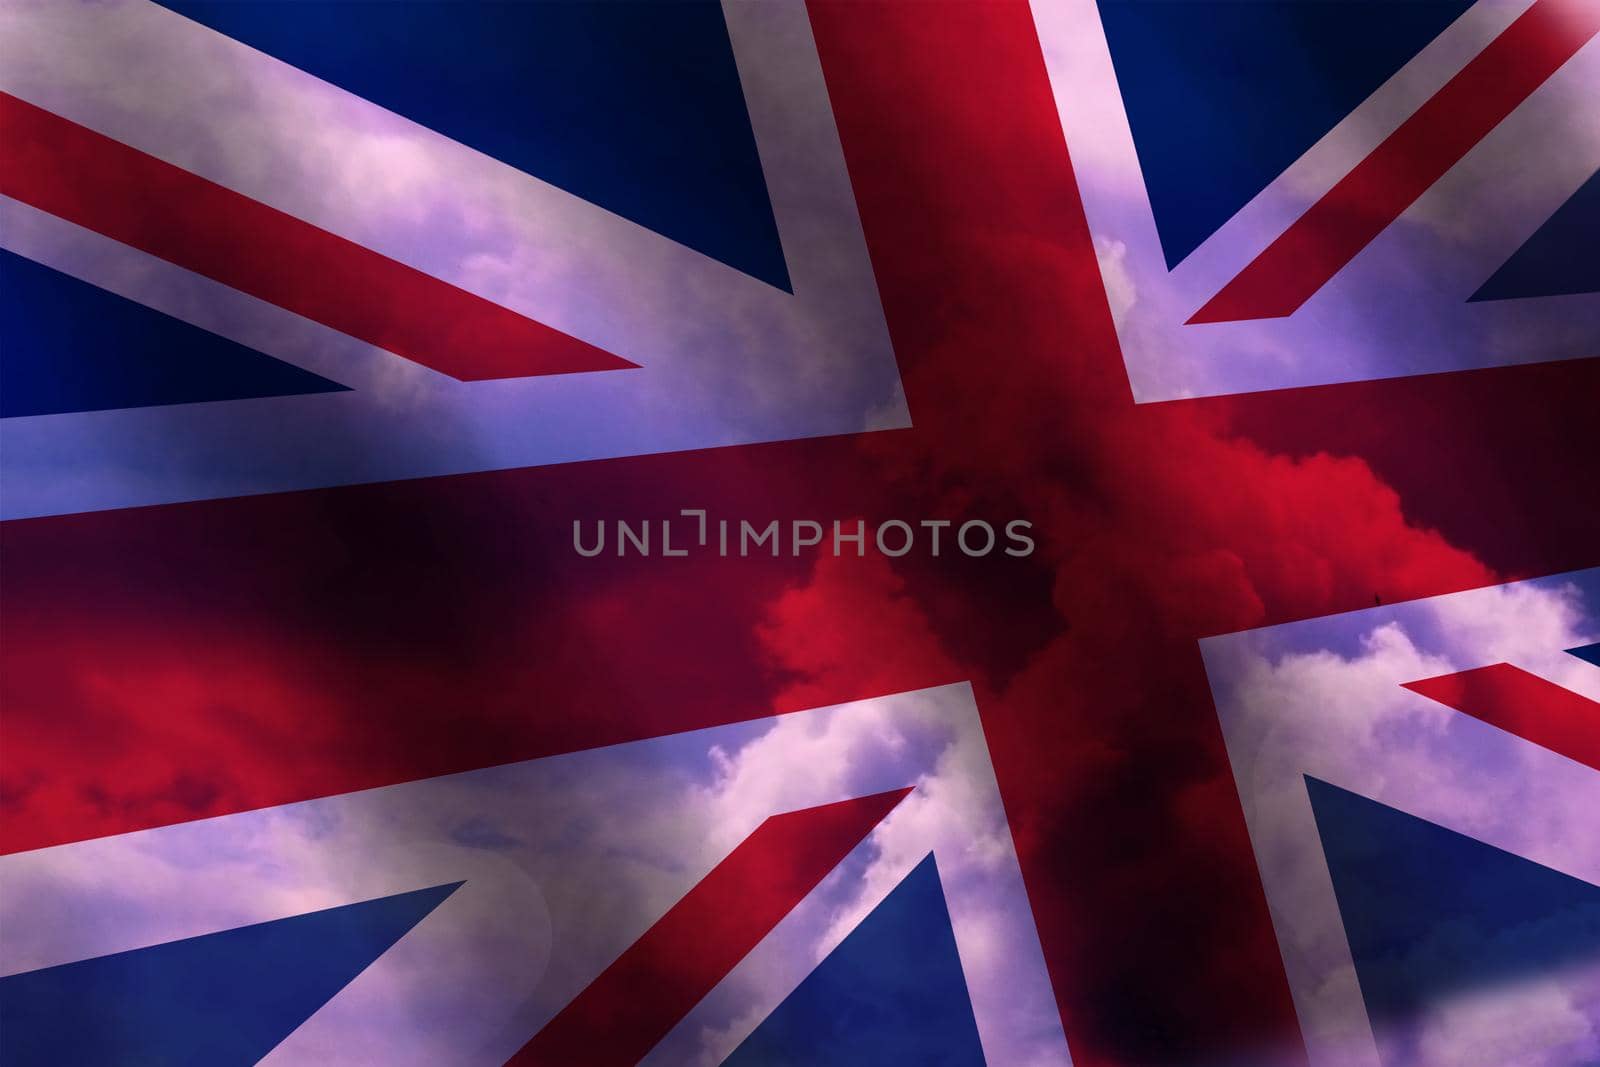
[509,788,911,1067]
[0,92,635,380]
[1190,0,1600,324]
[1404,662,1600,771]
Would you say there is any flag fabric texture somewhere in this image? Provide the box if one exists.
[1,2,1598,1065]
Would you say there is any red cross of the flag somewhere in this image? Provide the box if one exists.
[2,4,1597,1065]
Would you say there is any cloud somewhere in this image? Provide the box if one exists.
[1409,966,1600,1067]
[7,5,1599,1065]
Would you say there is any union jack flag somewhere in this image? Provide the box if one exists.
[1,2,1597,1065]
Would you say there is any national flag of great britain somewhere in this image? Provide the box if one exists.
[1,2,1597,1065]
